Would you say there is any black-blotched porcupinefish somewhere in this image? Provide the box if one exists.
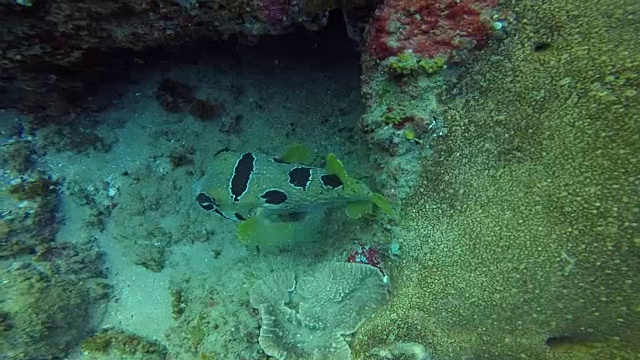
[193,147,391,245]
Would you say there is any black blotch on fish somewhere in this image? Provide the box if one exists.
[288,167,312,191]
[214,209,232,220]
[196,192,217,211]
[230,152,255,202]
[235,213,247,221]
[320,174,343,189]
[260,189,288,205]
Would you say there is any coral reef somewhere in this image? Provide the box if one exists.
[359,56,446,201]
[0,241,108,359]
[256,0,290,25]
[352,0,640,358]
[0,0,373,119]
[250,262,388,359]
[384,51,447,77]
[0,140,107,359]
[359,0,508,202]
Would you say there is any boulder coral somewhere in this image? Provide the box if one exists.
[353,0,640,358]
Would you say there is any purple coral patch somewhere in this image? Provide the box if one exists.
[257,0,289,25]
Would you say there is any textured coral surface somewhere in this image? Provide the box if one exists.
[354,0,640,358]
[367,0,498,60]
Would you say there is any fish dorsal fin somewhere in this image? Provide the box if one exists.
[280,144,312,165]
[327,153,350,184]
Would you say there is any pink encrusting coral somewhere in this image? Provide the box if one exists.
[367,0,499,60]
[347,244,383,273]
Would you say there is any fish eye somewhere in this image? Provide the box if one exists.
[196,192,218,211]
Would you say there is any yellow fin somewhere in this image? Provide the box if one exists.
[346,201,373,219]
[280,144,312,165]
[237,216,298,246]
[370,192,393,215]
[327,153,349,182]
[329,154,392,217]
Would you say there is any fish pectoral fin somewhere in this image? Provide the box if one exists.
[237,217,260,244]
[346,201,373,219]
[236,216,298,246]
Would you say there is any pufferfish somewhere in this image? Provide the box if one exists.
[193,146,392,245]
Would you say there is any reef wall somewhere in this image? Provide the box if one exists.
[353,0,639,358]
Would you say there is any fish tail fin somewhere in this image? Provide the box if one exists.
[237,216,260,244]
[370,192,393,215]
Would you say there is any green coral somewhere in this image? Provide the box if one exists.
[417,56,446,75]
[385,51,446,76]
[381,111,402,125]
[386,51,419,75]
[354,0,640,358]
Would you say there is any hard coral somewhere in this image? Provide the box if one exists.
[250,263,388,360]
[368,0,498,60]
[355,0,640,357]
